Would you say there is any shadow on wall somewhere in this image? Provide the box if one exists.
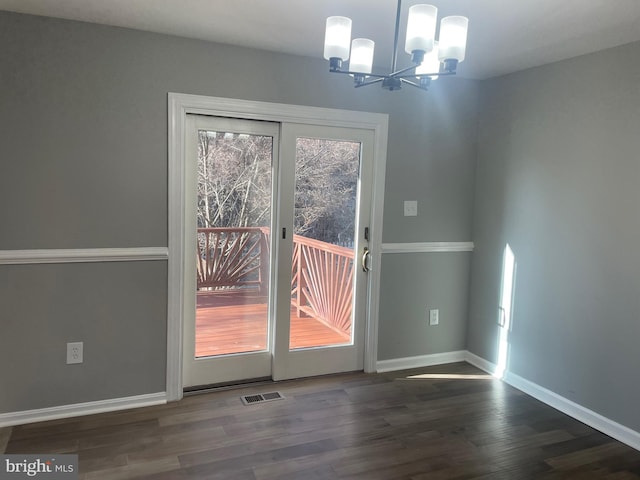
[496,243,517,379]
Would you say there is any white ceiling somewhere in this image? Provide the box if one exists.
[1,0,640,79]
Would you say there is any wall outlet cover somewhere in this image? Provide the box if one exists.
[67,342,84,364]
[404,200,418,217]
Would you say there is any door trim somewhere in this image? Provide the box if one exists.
[167,93,388,401]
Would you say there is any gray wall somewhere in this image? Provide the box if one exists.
[0,12,479,413]
[468,41,640,431]
[376,37,478,361]
[0,262,167,410]
[378,253,471,360]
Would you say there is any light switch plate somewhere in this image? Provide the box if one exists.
[404,200,418,216]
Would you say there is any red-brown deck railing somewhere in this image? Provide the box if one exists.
[196,227,354,335]
[196,227,269,294]
[291,234,354,335]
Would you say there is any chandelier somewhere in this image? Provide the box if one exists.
[323,0,469,91]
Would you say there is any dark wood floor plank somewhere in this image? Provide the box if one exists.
[5,362,640,479]
[0,427,11,454]
[82,455,181,480]
[545,442,638,470]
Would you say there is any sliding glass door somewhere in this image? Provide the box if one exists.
[182,118,374,387]
[272,124,374,380]
[183,116,278,387]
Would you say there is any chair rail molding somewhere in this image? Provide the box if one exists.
[0,247,168,265]
[381,242,474,253]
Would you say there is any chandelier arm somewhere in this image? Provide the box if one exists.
[399,78,426,90]
[389,64,420,78]
[391,0,402,72]
[329,70,388,79]
[354,77,385,88]
[396,71,458,80]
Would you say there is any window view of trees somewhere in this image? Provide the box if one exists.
[197,131,273,229]
[294,138,360,246]
[197,130,360,246]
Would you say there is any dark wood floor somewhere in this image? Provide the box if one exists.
[5,362,640,479]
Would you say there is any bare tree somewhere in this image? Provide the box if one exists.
[197,131,272,229]
[294,138,360,246]
[197,132,360,246]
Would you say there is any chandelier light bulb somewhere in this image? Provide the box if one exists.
[405,4,437,62]
[350,38,375,74]
[438,16,469,63]
[324,16,352,62]
[416,42,440,80]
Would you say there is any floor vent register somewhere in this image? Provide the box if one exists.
[240,391,285,405]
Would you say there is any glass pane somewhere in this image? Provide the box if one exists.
[290,138,361,350]
[195,130,272,358]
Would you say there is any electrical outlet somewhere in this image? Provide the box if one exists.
[429,309,439,326]
[66,342,83,364]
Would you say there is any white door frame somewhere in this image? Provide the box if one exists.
[166,93,388,401]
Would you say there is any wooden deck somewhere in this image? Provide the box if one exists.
[196,290,350,357]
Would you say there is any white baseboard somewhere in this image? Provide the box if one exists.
[464,351,499,375]
[376,350,467,373]
[0,392,167,428]
[464,351,640,452]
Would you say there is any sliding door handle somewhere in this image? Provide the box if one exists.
[361,247,371,273]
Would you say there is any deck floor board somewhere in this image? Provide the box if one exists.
[196,290,350,357]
